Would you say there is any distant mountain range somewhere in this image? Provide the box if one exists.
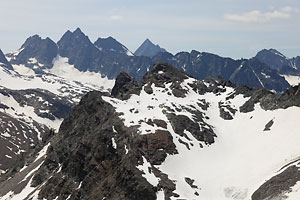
[3,28,300,94]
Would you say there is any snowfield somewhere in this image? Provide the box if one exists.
[0,57,114,103]
[104,76,300,200]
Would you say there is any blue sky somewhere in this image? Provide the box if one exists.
[0,0,299,59]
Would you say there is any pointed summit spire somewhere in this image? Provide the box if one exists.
[57,28,100,71]
[73,27,85,36]
[144,38,151,43]
[134,38,167,58]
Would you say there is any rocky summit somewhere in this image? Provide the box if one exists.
[256,48,300,75]
[1,63,300,200]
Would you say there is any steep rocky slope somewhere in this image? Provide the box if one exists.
[0,86,72,174]
[1,63,300,200]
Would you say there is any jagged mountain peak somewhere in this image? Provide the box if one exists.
[257,48,287,59]
[256,48,300,77]
[6,34,57,69]
[134,38,167,58]
[58,27,86,41]
[73,27,84,34]
[57,28,100,71]
[255,48,291,72]
[20,34,56,50]
[58,28,90,45]
[94,36,134,56]
[21,34,41,47]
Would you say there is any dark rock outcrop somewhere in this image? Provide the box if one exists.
[252,161,300,200]
[238,84,300,113]
[141,62,190,97]
[263,119,274,131]
[111,72,140,100]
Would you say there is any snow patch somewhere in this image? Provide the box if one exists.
[283,75,300,86]
[126,50,134,56]
[124,144,129,154]
[111,138,117,149]
[49,56,115,90]
[261,72,270,79]
[137,156,159,187]
[1,132,11,138]
[12,64,35,76]
[34,143,50,162]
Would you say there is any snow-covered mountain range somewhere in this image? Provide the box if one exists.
[0,63,299,200]
[0,28,300,200]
